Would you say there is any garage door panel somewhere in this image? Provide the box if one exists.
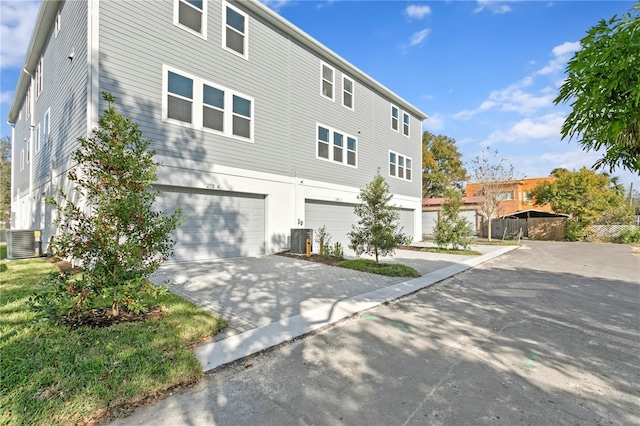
[398,209,415,242]
[422,211,438,235]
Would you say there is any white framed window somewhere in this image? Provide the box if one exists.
[174,0,207,38]
[389,150,412,181]
[43,109,50,143]
[163,65,254,141]
[35,124,41,152]
[54,11,61,37]
[35,57,43,99]
[20,150,25,171]
[495,191,514,201]
[402,111,410,137]
[26,138,31,164]
[391,105,399,132]
[342,75,354,110]
[223,2,248,59]
[321,63,334,101]
[25,88,31,118]
[316,123,357,167]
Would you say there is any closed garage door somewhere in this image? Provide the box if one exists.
[398,209,415,242]
[155,186,265,260]
[305,200,358,247]
[422,211,438,236]
[460,210,477,235]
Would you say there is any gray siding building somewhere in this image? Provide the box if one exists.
[7,0,427,260]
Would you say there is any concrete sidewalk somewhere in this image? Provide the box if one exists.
[151,244,518,372]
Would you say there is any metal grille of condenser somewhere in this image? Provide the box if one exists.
[290,228,313,254]
[7,230,42,259]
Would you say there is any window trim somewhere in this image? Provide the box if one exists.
[342,75,354,111]
[162,64,254,142]
[54,11,61,37]
[316,123,357,168]
[173,0,208,39]
[43,109,50,144]
[35,57,43,99]
[388,150,412,181]
[20,150,24,171]
[25,88,30,118]
[222,1,249,60]
[35,124,41,153]
[391,104,399,132]
[402,111,410,137]
[320,62,335,102]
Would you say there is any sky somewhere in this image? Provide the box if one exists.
[1,0,638,190]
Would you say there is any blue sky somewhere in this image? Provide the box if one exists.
[1,0,638,188]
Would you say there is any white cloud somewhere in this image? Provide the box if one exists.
[423,113,445,131]
[552,41,580,57]
[0,91,12,104]
[535,41,580,75]
[0,1,40,69]
[409,28,430,46]
[480,113,565,146]
[405,5,432,20]
[260,0,292,10]
[475,1,513,14]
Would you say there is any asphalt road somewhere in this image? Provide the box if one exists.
[111,241,639,425]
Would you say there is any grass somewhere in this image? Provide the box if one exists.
[418,247,483,255]
[0,243,6,260]
[337,259,420,277]
[0,258,226,426]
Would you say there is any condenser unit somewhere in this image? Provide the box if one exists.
[7,230,42,260]
[290,228,313,254]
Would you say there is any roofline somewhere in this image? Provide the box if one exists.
[7,0,61,125]
[226,0,429,120]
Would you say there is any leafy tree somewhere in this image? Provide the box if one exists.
[468,148,519,241]
[422,131,467,198]
[555,3,640,173]
[348,171,408,264]
[45,92,183,317]
[530,168,634,240]
[433,188,473,250]
[0,136,11,223]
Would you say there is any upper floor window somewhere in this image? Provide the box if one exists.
[20,150,25,171]
[321,63,334,101]
[174,0,207,38]
[495,191,514,201]
[391,105,399,132]
[54,11,61,37]
[43,109,50,143]
[25,88,30,118]
[35,124,41,152]
[35,57,43,99]
[224,3,248,58]
[389,151,412,181]
[26,139,31,164]
[342,76,354,110]
[402,112,410,137]
[163,65,254,141]
[317,124,357,167]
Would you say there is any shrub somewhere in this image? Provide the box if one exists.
[616,227,640,244]
[566,219,588,241]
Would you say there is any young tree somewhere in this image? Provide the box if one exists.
[348,171,408,264]
[555,3,640,173]
[468,148,519,241]
[530,168,635,240]
[433,188,473,250]
[47,92,183,316]
[0,136,11,223]
[422,131,467,198]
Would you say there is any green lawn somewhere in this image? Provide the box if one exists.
[417,247,483,255]
[0,243,6,260]
[337,259,420,277]
[0,258,226,426]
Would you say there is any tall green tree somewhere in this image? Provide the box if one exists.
[433,187,473,250]
[422,131,467,198]
[530,168,635,240]
[348,171,408,264]
[555,3,640,173]
[0,136,11,223]
[46,92,183,317]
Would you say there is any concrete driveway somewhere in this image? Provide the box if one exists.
[114,241,639,425]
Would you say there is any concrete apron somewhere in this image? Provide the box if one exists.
[195,245,519,372]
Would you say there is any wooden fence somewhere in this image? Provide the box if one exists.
[483,217,567,240]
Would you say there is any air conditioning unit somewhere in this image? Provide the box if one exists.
[7,230,43,260]
[290,228,313,254]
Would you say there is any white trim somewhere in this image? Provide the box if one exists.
[320,62,335,101]
[315,123,357,168]
[402,111,410,138]
[388,150,412,182]
[222,1,249,60]
[391,104,399,132]
[43,108,50,143]
[173,0,208,40]
[54,11,61,38]
[20,150,25,171]
[87,0,100,134]
[35,124,41,153]
[342,75,354,111]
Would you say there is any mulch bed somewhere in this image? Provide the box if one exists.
[62,306,163,329]
[276,251,342,266]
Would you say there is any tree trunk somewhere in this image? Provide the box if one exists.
[487,217,492,242]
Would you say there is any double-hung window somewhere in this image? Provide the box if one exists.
[321,63,334,101]
[402,112,410,137]
[224,2,248,58]
[35,125,41,153]
[43,109,50,143]
[317,124,357,167]
[164,66,254,141]
[174,0,207,38]
[20,150,25,171]
[391,105,399,132]
[389,151,412,181]
[35,57,43,99]
[25,88,30,118]
[342,76,354,110]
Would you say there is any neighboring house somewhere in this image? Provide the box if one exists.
[465,177,557,217]
[7,0,427,261]
[422,195,484,236]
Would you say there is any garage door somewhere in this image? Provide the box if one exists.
[422,211,438,236]
[305,200,358,247]
[398,209,415,242]
[460,210,477,235]
[155,186,265,260]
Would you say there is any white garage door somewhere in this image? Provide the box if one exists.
[398,209,415,242]
[305,200,358,247]
[155,186,265,260]
[422,211,438,236]
[460,210,477,235]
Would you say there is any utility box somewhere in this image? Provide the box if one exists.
[7,230,43,260]
[290,228,313,254]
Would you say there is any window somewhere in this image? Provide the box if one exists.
[54,12,61,37]
[321,63,334,101]
[26,138,31,164]
[391,105,399,132]
[35,57,43,98]
[523,191,532,204]
[495,191,514,201]
[316,124,357,167]
[163,65,254,141]
[402,112,410,137]
[25,88,30,118]
[389,151,412,181]
[35,124,41,152]
[224,2,248,58]
[20,150,24,171]
[43,109,50,143]
[174,0,207,37]
[342,76,354,110]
